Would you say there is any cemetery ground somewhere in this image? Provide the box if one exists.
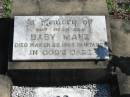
[0,0,130,97]
[107,0,130,20]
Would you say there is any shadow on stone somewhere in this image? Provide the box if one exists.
[107,55,130,75]
[0,18,13,74]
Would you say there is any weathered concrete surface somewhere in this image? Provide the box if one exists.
[39,0,108,15]
[8,61,108,69]
[12,0,39,16]
[117,68,130,95]
[0,75,12,97]
[39,0,83,15]
[81,0,108,15]
[110,19,130,57]
[12,0,108,16]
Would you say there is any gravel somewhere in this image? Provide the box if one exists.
[12,84,111,97]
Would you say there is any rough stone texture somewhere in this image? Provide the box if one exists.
[0,75,12,97]
[8,61,108,69]
[39,0,83,15]
[12,0,39,16]
[110,19,130,57]
[12,0,108,16]
[81,0,108,15]
[117,68,130,95]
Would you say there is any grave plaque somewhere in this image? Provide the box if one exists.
[13,16,109,60]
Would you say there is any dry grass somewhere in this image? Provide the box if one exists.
[106,0,130,20]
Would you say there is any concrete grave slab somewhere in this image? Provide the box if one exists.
[12,0,39,16]
[12,0,108,16]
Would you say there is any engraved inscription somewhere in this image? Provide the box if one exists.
[13,16,109,60]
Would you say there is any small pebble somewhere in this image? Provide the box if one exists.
[12,84,111,97]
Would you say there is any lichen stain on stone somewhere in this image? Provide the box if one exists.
[95,45,109,59]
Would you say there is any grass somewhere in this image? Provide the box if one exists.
[106,0,117,13]
[106,0,130,20]
[3,0,12,17]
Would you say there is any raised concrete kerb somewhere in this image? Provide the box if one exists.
[110,19,130,57]
[8,61,108,69]
[12,0,108,16]
[117,68,130,96]
[0,75,13,97]
[12,0,39,16]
